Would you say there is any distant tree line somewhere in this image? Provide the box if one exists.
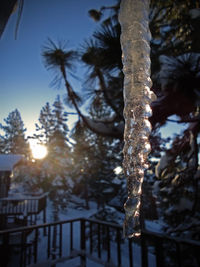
[0,96,123,214]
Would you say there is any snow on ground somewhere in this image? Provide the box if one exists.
[33,196,157,267]
[145,220,164,233]
[39,196,102,223]
[2,190,160,266]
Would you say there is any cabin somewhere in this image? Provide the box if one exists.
[0,154,47,230]
[0,154,23,198]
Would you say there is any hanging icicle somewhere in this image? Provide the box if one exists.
[119,0,155,238]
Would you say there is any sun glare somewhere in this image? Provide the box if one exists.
[114,166,122,175]
[30,141,48,159]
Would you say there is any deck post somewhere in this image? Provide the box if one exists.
[1,233,9,267]
[43,206,47,235]
[80,218,86,267]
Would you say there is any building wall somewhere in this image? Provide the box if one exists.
[0,171,11,198]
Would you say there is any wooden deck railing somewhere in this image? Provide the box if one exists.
[0,193,48,216]
[0,217,200,267]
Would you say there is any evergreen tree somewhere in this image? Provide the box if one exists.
[46,95,71,180]
[35,96,70,148]
[0,109,30,157]
[88,104,123,209]
[70,123,94,209]
[71,119,122,210]
[50,95,70,147]
[34,96,72,210]
[0,135,5,153]
[153,128,200,240]
[34,102,54,143]
[89,135,122,209]
[15,97,73,204]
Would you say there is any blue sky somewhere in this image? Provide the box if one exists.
[0,0,185,142]
[0,0,115,136]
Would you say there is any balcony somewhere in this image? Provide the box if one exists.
[0,217,199,267]
[0,194,48,230]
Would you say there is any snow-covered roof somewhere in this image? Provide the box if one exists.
[0,154,23,171]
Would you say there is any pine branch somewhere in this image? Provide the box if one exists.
[96,68,123,120]
[64,70,123,139]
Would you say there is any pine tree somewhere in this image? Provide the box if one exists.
[71,120,122,210]
[0,109,30,157]
[70,123,92,209]
[34,102,54,143]
[153,130,200,240]
[35,96,70,148]
[89,135,122,209]
[46,95,70,160]
[0,135,5,153]
[49,95,70,149]
[35,96,72,210]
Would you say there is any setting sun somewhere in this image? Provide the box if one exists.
[30,141,48,159]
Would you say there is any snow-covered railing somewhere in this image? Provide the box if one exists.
[0,217,200,267]
[0,193,48,216]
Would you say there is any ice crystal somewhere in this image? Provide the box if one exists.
[119,0,156,238]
